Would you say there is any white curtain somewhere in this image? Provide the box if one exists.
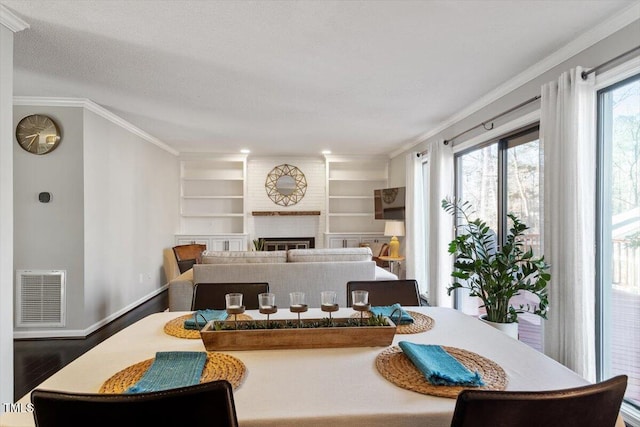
[541,67,596,381]
[405,152,426,292]
[421,139,454,308]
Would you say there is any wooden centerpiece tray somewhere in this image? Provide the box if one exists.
[200,317,396,351]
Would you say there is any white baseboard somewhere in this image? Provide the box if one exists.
[13,285,168,339]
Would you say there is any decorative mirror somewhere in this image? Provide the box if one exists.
[265,164,307,206]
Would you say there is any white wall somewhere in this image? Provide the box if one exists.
[389,20,640,181]
[12,101,180,336]
[246,157,326,246]
[13,106,86,330]
[83,108,180,327]
[0,21,15,408]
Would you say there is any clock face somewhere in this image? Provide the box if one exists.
[16,114,61,155]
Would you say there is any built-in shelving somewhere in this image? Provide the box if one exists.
[324,155,388,246]
[178,155,248,249]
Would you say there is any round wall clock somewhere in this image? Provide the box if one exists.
[16,114,62,155]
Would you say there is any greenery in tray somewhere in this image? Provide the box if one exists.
[211,314,389,331]
[442,198,550,324]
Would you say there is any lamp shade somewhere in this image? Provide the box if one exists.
[384,221,405,237]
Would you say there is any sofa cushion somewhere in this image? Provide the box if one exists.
[201,250,287,264]
[287,247,372,263]
[375,266,398,280]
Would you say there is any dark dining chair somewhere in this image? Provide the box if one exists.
[450,375,627,427]
[31,380,239,427]
[172,243,207,273]
[346,279,422,307]
[191,282,269,310]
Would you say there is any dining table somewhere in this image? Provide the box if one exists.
[0,306,625,427]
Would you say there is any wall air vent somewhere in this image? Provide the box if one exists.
[16,270,66,328]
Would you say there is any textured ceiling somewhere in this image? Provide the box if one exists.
[4,0,637,156]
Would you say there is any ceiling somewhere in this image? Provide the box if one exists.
[3,1,637,157]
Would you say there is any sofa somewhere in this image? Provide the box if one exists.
[166,247,398,311]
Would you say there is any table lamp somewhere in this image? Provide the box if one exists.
[384,221,405,258]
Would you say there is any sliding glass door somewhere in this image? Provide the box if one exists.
[597,73,640,409]
[454,126,542,348]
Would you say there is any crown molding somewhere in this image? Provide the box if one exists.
[390,2,640,159]
[0,5,29,32]
[13,96,179,156]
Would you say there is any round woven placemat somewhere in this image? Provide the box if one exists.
[99,352,246,394]
[164,313,253,339]
[375,346,507,398]
[350,310,434,334]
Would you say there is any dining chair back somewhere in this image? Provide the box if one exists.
[450,375,627,427]
[192,282,269,310]
[172,243,206,273]
[346,280,421,307]
[31,380,239,427]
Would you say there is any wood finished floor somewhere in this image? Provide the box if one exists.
[13,290,168,400]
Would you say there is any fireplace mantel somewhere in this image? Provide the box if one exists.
[252,211,320,216]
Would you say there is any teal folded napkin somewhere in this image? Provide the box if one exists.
[183,309,228,330]
[370,303,414,324]
[125,351,207,394]
[398,341,484,387]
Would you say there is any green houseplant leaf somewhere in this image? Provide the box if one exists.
[442,197,550,324]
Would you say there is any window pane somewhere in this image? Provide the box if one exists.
[506,139,541,255]
[456,144,498,315]
[454,128,542,351]
[457,144,499,232]
[599,76,640,408]
[506,136,542,351]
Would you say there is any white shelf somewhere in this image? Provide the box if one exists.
[182,195,244,199]
[181,213,245,218]
[328,195,373,199]
[182,177,244,181]
[176,234,248,252]
[179,155,247,235]
[325,155,388,235]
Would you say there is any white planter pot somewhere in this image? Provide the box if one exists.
[479,315,518,339]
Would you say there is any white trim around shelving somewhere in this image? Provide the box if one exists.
[329,195,374,199]
[181,213,245,218]
[182,195,244,199]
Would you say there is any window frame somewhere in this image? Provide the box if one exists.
[453,124,540,308]
[595,72,640,410]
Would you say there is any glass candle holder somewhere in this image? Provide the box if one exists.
[225,293,244,312]
[225,293,245,328]
[289,292,308,326]
[351,290,370,325]
[351,290,369,309]
[258,292,277,323]
[321,291,339,320]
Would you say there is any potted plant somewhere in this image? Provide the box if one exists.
[252,238,265,251]
[442,198,550,338]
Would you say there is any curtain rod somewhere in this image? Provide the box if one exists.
[418,45,640,156]
[581,45,640,80]
[434,95,541,148]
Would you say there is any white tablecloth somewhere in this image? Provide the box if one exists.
[1,307,621,427]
